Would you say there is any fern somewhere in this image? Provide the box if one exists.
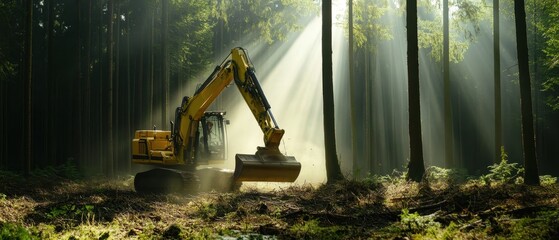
[481,147,524,184]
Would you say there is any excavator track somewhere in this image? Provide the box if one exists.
[134,167,240,194]
[134,168,199,194]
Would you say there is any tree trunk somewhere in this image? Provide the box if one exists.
[24,0,33,175]
[443,0,454,168]
[47,0,57,166]
[114,5,120,172]
[322,0,343,184]
[126,9,131,173]
[97,3,104,172]
[494,0,502,163]
[364,48,372,174]
[406,0,425,182]
[149,6,154,128]
[514,0,539,185]
[84,0,92,169]
[161,0,169,130]
[107,0,114,177]
[348,0,360,179]
[76,0,82,167]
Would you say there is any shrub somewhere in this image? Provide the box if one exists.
[481,147,523,185]
[0,222,36,240]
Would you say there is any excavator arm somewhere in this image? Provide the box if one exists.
[174,47,300,182]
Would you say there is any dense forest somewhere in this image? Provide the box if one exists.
[1,0,559,238]
[1,0,559,180]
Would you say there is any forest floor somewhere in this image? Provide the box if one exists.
[1,166,559,239]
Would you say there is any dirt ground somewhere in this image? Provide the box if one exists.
[1,172,558,239]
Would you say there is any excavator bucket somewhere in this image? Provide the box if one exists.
[234,148,301,182]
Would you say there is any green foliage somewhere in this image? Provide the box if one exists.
[0,222,36,240]
[481,147,524,185]
[508,210,559,239]
[418,0,488,63]
[169,0,215,76]
[217,0,318,44]
[0,51,16,81]
[399,209,441,233]
[46,204,95,221]
[0,0,21,82]
[342,0,393,53]
[364,169,407,185]
[540,175,558,186]
[535,0,559,110]
[0,169,22,181]
[425,166,467,184]
[29,224,56,240]
[289,219,344,239]
[195,202,218,220]
[31,160,82,180]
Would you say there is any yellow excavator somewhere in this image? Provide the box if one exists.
[131,47,301,193]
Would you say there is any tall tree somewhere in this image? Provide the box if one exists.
[348,0,360,178]
[322,0,343,183]
[494,0,502,163]
[406,0,425,182]
[148,5,154,128]
[47,0,57,166]
[514,0,539,185]
[83,0,92,169]
[23,0,33,175]
[161,0,169,129]
[443,0,454,167]
[76,0,83,168]
[114,4,121,171]
[107,0,114,177]
[125,9,132,172]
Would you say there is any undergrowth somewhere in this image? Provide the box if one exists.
[31,160,82,180]
[289,219,346,239]
[0,222,36,240]
[0,152,557,240]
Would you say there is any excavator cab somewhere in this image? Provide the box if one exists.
[196,111,228,164]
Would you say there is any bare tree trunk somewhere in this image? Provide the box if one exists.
[84,0,92,169]
[126,9,131,173]
[161,0,169,130]
[107,0,114,177]
[47,0,57,166]
[514,0,539,185]
[364,49,371,174]
[494,0,502,163]
[24,0,33,175]
[443,0,454,168]
[76,0,82,167]
[322,0,344,184]
[406,0,425,182]
[97,3,104,172]
[114,5,120,173]
[348,0,360,178]
[149,6,154,128]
